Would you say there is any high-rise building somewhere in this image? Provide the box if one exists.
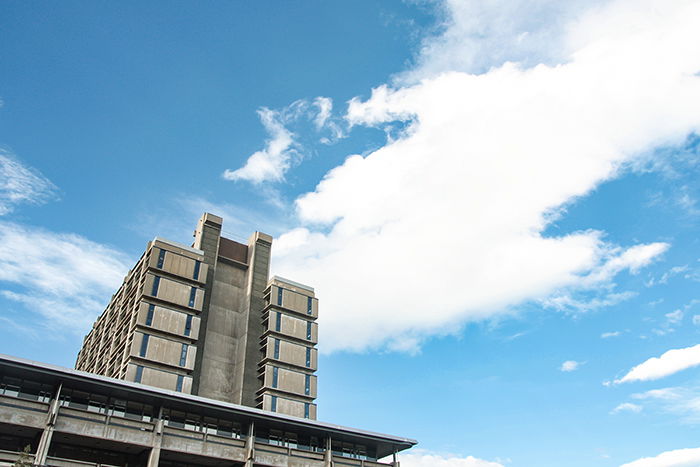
[76,213,318,420]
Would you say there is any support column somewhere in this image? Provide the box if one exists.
[146,407,164,467]
[244,422,255,467]
[392,449,400,467]
[324,435,333,467]
[35,383,62,465]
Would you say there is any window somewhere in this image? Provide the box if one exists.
[273,339,280,359]
[176,375,184,392]
[305,374,310,395]
[275,312,281,332]
[145,304,155,326]
[277,287,283,306]
[306,321,312,340]
[139,334,149,357]
[304,402,310,419]
[271,395,277,412]
[151,276,160,296]
[157,249,166,268]
[189,287,197,307]
[135,365,144,383]
[184,314,192,336]
[272,367,278,388]
[307,297,313,315]
[179,344,188,366]
[305,347,311,367]
[193,260,201,280]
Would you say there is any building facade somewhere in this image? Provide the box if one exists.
[75,213,318,420]
[0,354,416,467]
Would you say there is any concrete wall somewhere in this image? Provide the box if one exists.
[137,302,200,339]
[144,274,204,311]
[125,363,193,393]
[261,364,317,398]
[131,332,196,371]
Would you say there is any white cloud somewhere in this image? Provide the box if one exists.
[610,402,642,414]
[313,97,333,130]
[631,387,700,424]
[0,151,57,215]
[602,331,622,338]
[223,108,297,184]
[666,309,684,325]
[272,0,697,353]
[561,360,582,372]
[396,450,505,467]
[0,221,131,331]
[614,344,700,384]
[620,447,700,467]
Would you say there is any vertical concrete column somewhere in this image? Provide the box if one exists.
[146,407,164,467]
[392,450,400,467]
[244,422,255,467]
[324,435,334,467]
[35,383,62,465]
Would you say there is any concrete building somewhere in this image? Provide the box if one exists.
[0,354,416,466]
[76,213,318,420]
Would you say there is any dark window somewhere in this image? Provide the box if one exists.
[135,366,144,383]
[180,344,188,366]
[145,304,155,326]
[193,260,201,280]
[176,375,184,392]
[151,276,160,296]
[275,312,281,332]
[157,249,166,268]
[274,339,280,359]
[184,314,192,336]
[272,367,278,388]
[139,334,149,357]
[304,403,310,419]
[271,395,277,412]
[307,297,313,315]
[306,321,312,340]
[305,347,311,367]
[189,287,197,307]
[277,287,283,306]
[305,374,310,395]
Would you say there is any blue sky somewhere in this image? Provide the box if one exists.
[2,1,700,466]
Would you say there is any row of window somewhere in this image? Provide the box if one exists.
[0,377,375,460]
[150,275,199,309]
[145,303,194,336]
[156,248,202,281]
[275,287,314,315]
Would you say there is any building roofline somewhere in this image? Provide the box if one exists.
[152,236,204,256]
[271,275,315,293]
[0,353,416,450]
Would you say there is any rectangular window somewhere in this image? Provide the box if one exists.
[146,304,155,326]
[184,314,192,336]
[272,367,278,388]
[157,249,166,269]
[273,339,280,359]
[179,344,188,366]
[139,334,149,357]
[306,321,312,340]
[305,374,310,395]
[189,287,197,307]
[275,312,281,332]
[193,260,201,280]
[135,365,144,383]
[307,297,312,315]
[304,403,310,419]
[271,395,277,412]
[151,276,160,296]
[176,375,184,392]
[277,287,283,306]
[305,347,311,367]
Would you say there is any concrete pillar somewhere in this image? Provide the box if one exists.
[147,407,164,467]
[324,435,333,467]
[35,383,62,465]
[244,422,255,467]
[392,449,400,467]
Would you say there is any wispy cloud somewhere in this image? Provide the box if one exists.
[0,151,57,215]
[612,344,700,384]
[560,360,583,372]
[271,0,698,353]
[396,449,505,467]
[610,402,642,414]
[631,386,700,424]
[620,447,700,467]
[0,221,131,332]
[602,331,622,339]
